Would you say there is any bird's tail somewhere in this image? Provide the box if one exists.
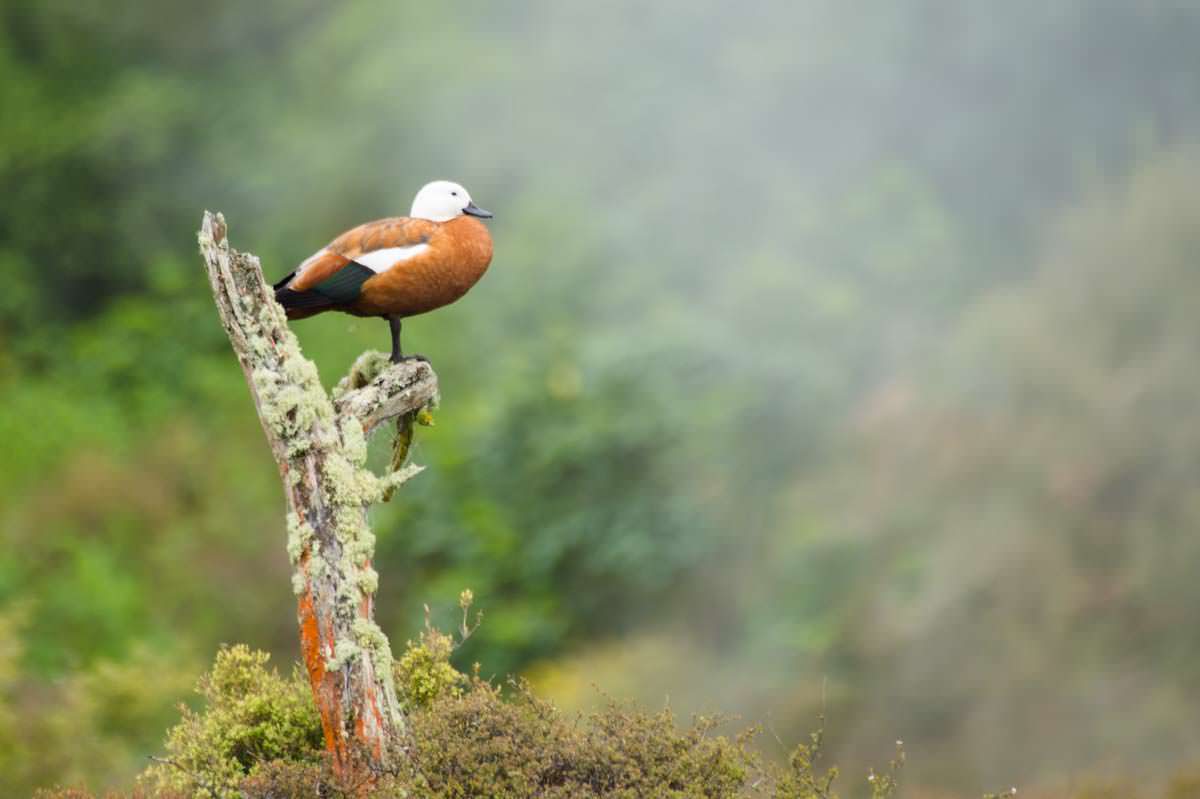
[273,272,334,319]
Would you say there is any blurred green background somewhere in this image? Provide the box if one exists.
[3,1,1200,794]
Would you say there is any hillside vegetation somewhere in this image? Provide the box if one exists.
[4,2,1200,794]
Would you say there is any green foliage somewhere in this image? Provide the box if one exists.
[57,639,901,799]
[36,638,1200,798]
[395,591,481,711]
[395,626,466,711]
[139,645,323,799]
[0,604,195,795]
[774,723,840,799]
[867,743,905,799]
[7,1,1200,795]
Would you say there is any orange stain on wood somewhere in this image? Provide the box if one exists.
[297,550,393,780]
[357,689,385,759]
[297,559,348,768]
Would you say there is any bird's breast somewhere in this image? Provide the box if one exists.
[354,217,493,317]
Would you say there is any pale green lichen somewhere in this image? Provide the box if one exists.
[246,322,336,458]
[352,617,394,669]
[256,302,288,333]
[306,550,325,581]
[312,420,398,685]
[357,566,379,595]
[251,337,419,710]
[380,463,425,496]
[322,452,382,506]
[341,522,376,565]
[326,639,361,673]
[282,350,321,386]
[339,415,368,466]
[335,581,359,609]
[332,350,392,399]
[285,512,314,566]
[325,619,394,674]
[331,505,367,542]
[251,364,329,456]
[208,233,409,704]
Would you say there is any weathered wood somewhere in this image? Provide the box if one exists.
[198,211,434,777]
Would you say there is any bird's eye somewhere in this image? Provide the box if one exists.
[451,191,458,196]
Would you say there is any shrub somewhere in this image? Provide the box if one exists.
[399,678,755,798]
[43,621,906,798]
[137,645,324,799]
[394,626,467,710]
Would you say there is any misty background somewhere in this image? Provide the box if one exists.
[2,1,1200,794]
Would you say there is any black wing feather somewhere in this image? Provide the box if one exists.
[310,262,375,304]
[275,286,334,310]
[274,262,375,312]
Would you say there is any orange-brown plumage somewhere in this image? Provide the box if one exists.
[274,180,494,361]
[352,216,492,317]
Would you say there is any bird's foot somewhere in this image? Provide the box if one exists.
[389,353,429,365]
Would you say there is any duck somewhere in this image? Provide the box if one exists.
[274,180,493,363]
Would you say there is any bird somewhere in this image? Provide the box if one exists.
[274,180,493,363]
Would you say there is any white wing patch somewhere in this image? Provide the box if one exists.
[292,247,329,281]
[354,244,431,273]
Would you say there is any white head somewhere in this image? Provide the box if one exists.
[409,180,493,223]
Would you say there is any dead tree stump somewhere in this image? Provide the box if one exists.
[198,211,435,777]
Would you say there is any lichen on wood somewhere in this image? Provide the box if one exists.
[197,211,437,778]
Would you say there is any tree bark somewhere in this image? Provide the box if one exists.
[197,211,435,777]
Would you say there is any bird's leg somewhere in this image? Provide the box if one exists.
[386,315,427,364]
[388,315,403,364]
